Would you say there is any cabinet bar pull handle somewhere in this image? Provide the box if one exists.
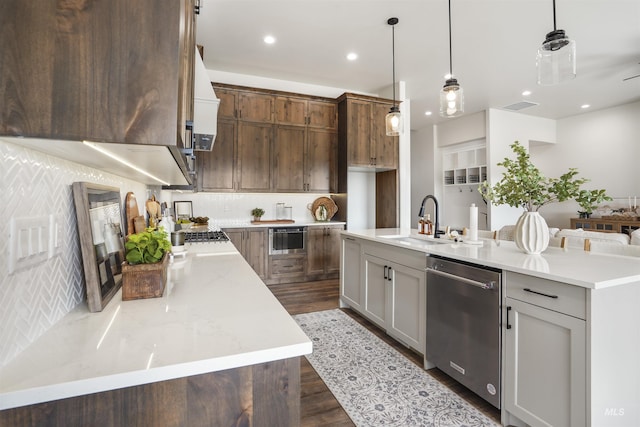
[506,306,512,329]
[523,288,558,299]
[427,268,494,290]
[387,267,392,281]
[384,266,388,280]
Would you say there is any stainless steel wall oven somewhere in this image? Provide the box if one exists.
[268,227,307,255]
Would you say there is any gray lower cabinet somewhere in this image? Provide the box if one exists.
[363,253,388,327]
[504,272,586,427]
[343,238,426,355]
[386,261,426,354]
[340,236,362,310]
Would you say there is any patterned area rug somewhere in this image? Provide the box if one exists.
[294,309,500,427]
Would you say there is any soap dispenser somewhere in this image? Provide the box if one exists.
[425,214,433,235]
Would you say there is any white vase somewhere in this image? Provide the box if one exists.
[514,211,550,254]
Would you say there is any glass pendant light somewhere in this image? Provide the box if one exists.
[440,0,464,118]
[385,17,402,136]
[537,0,576,85]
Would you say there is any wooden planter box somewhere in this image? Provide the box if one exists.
[121,252,169,300]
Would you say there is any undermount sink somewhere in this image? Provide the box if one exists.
[379,235,448,246]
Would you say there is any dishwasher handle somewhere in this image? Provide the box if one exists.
[427,267,495,290]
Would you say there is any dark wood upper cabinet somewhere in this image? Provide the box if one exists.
[237,122,273,191]
[307,101,338,130]
[273,125,306,192]
[239,92,274,123]
[216,87,238,120]
[198,119,236,191]
[199,84,337,193]
[0,0,196,147]
[275,97,307,126]
[337,93,398,169]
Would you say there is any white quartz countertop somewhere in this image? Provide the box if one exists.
[0,242,312,410]
[345,228,640,290]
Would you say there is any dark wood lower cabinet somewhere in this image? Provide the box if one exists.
[0,357,301,427]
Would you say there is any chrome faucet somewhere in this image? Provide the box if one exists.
[418,195,442,238]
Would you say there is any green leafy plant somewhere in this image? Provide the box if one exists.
[575,189,612,215]
[125,227,171,265]
[479,141,592,212]
[251,207,265,218]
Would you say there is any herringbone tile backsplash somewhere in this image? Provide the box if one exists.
[0,140,147,367]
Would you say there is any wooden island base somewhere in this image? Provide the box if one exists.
[1,357,300,427]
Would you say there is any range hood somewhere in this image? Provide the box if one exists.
[193,48,220,151]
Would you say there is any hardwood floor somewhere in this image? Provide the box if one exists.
[268,279,502,427]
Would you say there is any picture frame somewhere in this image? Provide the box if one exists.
[72,182,125,312]
[174,200,193,220]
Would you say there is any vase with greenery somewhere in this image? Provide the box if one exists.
[479,141,596,254]
[575,189,612,218]
[251,207,265,222]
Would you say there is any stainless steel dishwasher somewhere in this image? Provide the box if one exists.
[426,255,502,409]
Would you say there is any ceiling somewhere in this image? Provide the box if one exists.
[197,0,640,131]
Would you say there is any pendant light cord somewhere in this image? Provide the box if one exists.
[448,0,453,76]
[552,0,557,30]
[392,22,397,105]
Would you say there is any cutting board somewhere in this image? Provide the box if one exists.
[250,219,295,224]
[133,216,146,234]
[125,192,140,235]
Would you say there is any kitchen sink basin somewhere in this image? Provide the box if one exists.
[379,235,448,246]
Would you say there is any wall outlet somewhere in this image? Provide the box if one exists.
[49,214,63,258]
[9,216,50,274]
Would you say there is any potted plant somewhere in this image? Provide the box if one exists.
[122,227,171,300]
[575,189,612,218]
[479,141,592,254]
[251,207,265,222]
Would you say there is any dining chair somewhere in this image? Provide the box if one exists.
[548,236,568,249]
[585,239,640,257]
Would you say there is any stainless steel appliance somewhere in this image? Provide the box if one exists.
[426,256,502,409]
[269,227,307,255]
[183,230,230,243]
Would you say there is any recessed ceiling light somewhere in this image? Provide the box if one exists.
[263,35,276,44]
[581,104,590,109]
[425,111,432,116]
[346,52,358,61]
[522,90,532,96]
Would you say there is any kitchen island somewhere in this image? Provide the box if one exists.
[0,242,312,426]
[341,228,640,427]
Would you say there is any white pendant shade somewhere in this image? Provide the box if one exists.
[537,30,576,85]
[386,107,402,136]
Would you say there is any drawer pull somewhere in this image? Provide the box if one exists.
[523,288,558,299]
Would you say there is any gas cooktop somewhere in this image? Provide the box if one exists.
[183,230,229,243]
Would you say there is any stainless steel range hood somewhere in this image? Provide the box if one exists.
[193,47,219,151]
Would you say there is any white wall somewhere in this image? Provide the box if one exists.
[529,101,640,229]
[346,171,377,230]
[411,127,436,227]
[486,108,557,230]
[0,140,148,367]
